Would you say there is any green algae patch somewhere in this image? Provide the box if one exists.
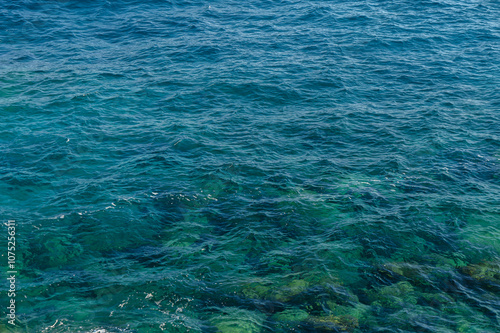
[209,308,265,333]
[271,308,310,332]
[326,301,370,324]
[277,279,310,301]
[241,281,272,300]
[301,270,341,287]
[240,278,310,302]
[460,261,500,285]
[423,253,468,269]
[307,314,359,332]
[368,281,418,310]
[272,308,309,322]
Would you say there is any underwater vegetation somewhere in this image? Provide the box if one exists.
[7,172,499,333]
[3,178,500,333]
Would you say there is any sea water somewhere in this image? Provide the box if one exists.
[1,0,499,332]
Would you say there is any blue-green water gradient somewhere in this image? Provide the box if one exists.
[1,0,499,332]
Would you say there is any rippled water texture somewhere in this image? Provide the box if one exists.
[1,0,500,332]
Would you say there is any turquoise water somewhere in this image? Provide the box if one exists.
[1,0,499,332]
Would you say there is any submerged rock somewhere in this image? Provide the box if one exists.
[326,301,370,323]
[209,308,265,333]
[271,308,310,332]
[272,308,309,322]
[380,262,423,278]
[307,314,359,332]
[368,281,417,309]
[461,261,500,285]
[276,279,310,302]
[378,261,433,286]
[241,281,271,300]
[240,279,310,303]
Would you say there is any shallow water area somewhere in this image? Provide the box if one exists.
[1,0,499,332]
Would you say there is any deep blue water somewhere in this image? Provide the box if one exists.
[1,0,500,332]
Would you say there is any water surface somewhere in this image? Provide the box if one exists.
[1,0,499,332]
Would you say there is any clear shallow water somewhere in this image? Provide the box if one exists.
[1,0,499,332]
